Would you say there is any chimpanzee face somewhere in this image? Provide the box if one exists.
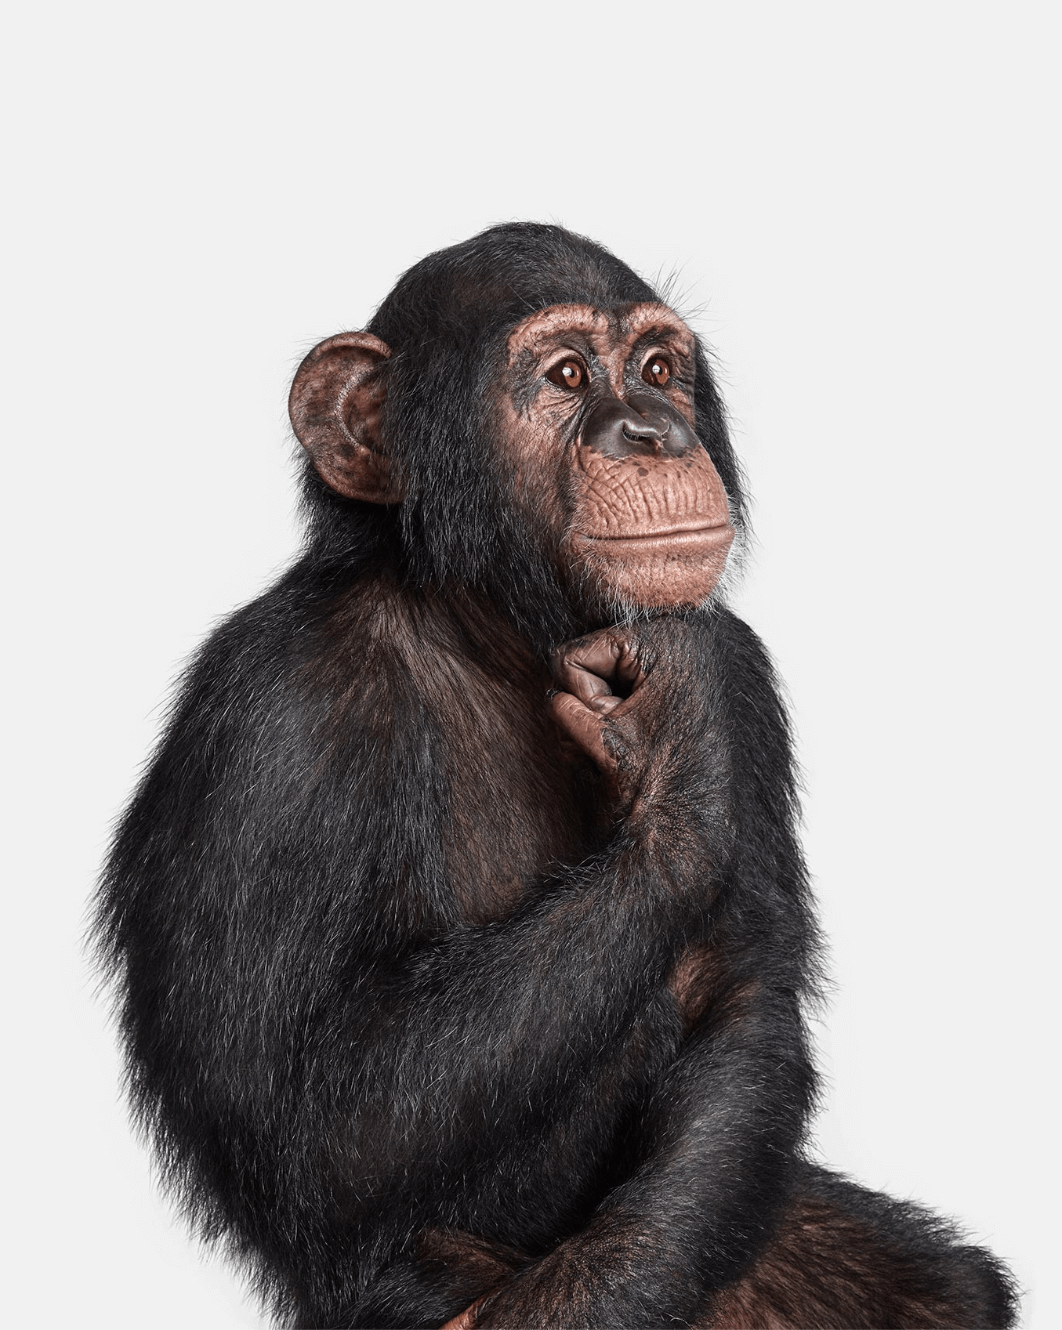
[498,302,734,610]
[288,301,734,615]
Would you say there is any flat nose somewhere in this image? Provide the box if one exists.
[621,410,669,449]
[581,391,699,459]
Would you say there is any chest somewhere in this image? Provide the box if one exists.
[430,662,604,923]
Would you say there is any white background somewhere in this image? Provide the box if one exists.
[3,2,1058,1326]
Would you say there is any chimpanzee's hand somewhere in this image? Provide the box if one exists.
[549,628,648,807]
[549,618,729,842]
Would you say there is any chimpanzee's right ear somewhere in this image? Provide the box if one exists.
[288,332,401,504]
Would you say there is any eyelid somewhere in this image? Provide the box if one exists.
[638,343,691,375]
[543,349,588,373]
[637,349,672,375]
[543,352,590,388]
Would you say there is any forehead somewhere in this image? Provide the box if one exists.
[506,302,693,358]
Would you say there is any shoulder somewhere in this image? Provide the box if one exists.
[174,562,409,710]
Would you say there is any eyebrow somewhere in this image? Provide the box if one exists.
[507,305,610,356]
[506,302,695,365]
[617,304,694,345]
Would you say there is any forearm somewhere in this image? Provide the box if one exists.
[344,835,706,1183]
[473,985,814,1329]
[622,991,814,1279]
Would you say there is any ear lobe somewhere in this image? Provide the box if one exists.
[288,331,402,503]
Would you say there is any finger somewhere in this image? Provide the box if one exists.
[566,664,614,707]
[552,633,623,681]
[548,693,619,771]
[550,633,646,701]
[550,650,614,706]
[610,638,646,693]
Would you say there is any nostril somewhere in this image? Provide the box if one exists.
[621,417,668,448]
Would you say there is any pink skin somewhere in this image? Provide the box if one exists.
[502,302,735,612]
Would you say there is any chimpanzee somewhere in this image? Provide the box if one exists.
[97,223,1017,1329]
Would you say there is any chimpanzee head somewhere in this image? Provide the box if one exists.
[289,223,744,643]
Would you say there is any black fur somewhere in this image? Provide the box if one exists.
[96,224,1017,1328]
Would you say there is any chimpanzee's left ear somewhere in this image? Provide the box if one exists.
[288,331,402,503]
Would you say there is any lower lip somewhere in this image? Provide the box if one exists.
[578,523,735,554]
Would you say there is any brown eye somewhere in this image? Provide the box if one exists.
[643,356,671,387]
[546,358,586,390]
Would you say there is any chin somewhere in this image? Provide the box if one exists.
[570,563,726,628]
[610,558,728,603]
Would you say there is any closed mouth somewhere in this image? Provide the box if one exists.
[578,521,734,549]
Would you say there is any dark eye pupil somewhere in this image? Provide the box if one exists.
[646,358,670,386]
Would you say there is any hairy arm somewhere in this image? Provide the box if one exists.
[468,613,819,1328]
[97,595,748,1327]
